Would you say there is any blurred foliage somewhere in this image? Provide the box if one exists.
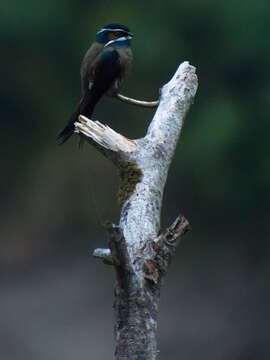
[1,2,270,360]
[1,0,270,269]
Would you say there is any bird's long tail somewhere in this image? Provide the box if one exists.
[58,75,116,145]
[57,104,82,145]
[57,88,105,145]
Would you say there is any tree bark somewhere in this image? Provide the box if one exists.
[75,61,198,359]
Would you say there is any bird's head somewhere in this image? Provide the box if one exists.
[96,23,133,47]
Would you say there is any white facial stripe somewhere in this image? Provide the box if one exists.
[104,36,132,47]
[97,28,128,34]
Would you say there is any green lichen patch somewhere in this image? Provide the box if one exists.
[118,161,143,208]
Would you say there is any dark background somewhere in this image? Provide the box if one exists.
[1,1,269,359]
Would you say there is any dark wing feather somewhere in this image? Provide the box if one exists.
[58,49,122,144]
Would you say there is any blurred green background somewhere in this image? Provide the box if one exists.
[1,1,269,359]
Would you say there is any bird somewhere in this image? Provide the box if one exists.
[57,23,133,144]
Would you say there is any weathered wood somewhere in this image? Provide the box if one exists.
[75,61,198,359]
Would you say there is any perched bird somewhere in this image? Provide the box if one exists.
[58,23,133,144]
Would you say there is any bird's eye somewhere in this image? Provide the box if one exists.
[114,31,122,37]
[108,32,117,40]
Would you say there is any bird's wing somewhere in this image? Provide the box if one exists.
[77,49,123,148]
[77,49,122,119]
[57,49,122,145]
[90,48,122,97]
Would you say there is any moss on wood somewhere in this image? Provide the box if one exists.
[118,162,143,207]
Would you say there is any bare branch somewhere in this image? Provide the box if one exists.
[154,214,191,251]
[93,248,114,265]
[116,93,159,108]
[79,61,198,359]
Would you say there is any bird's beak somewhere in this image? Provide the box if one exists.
[128,32,134,38]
